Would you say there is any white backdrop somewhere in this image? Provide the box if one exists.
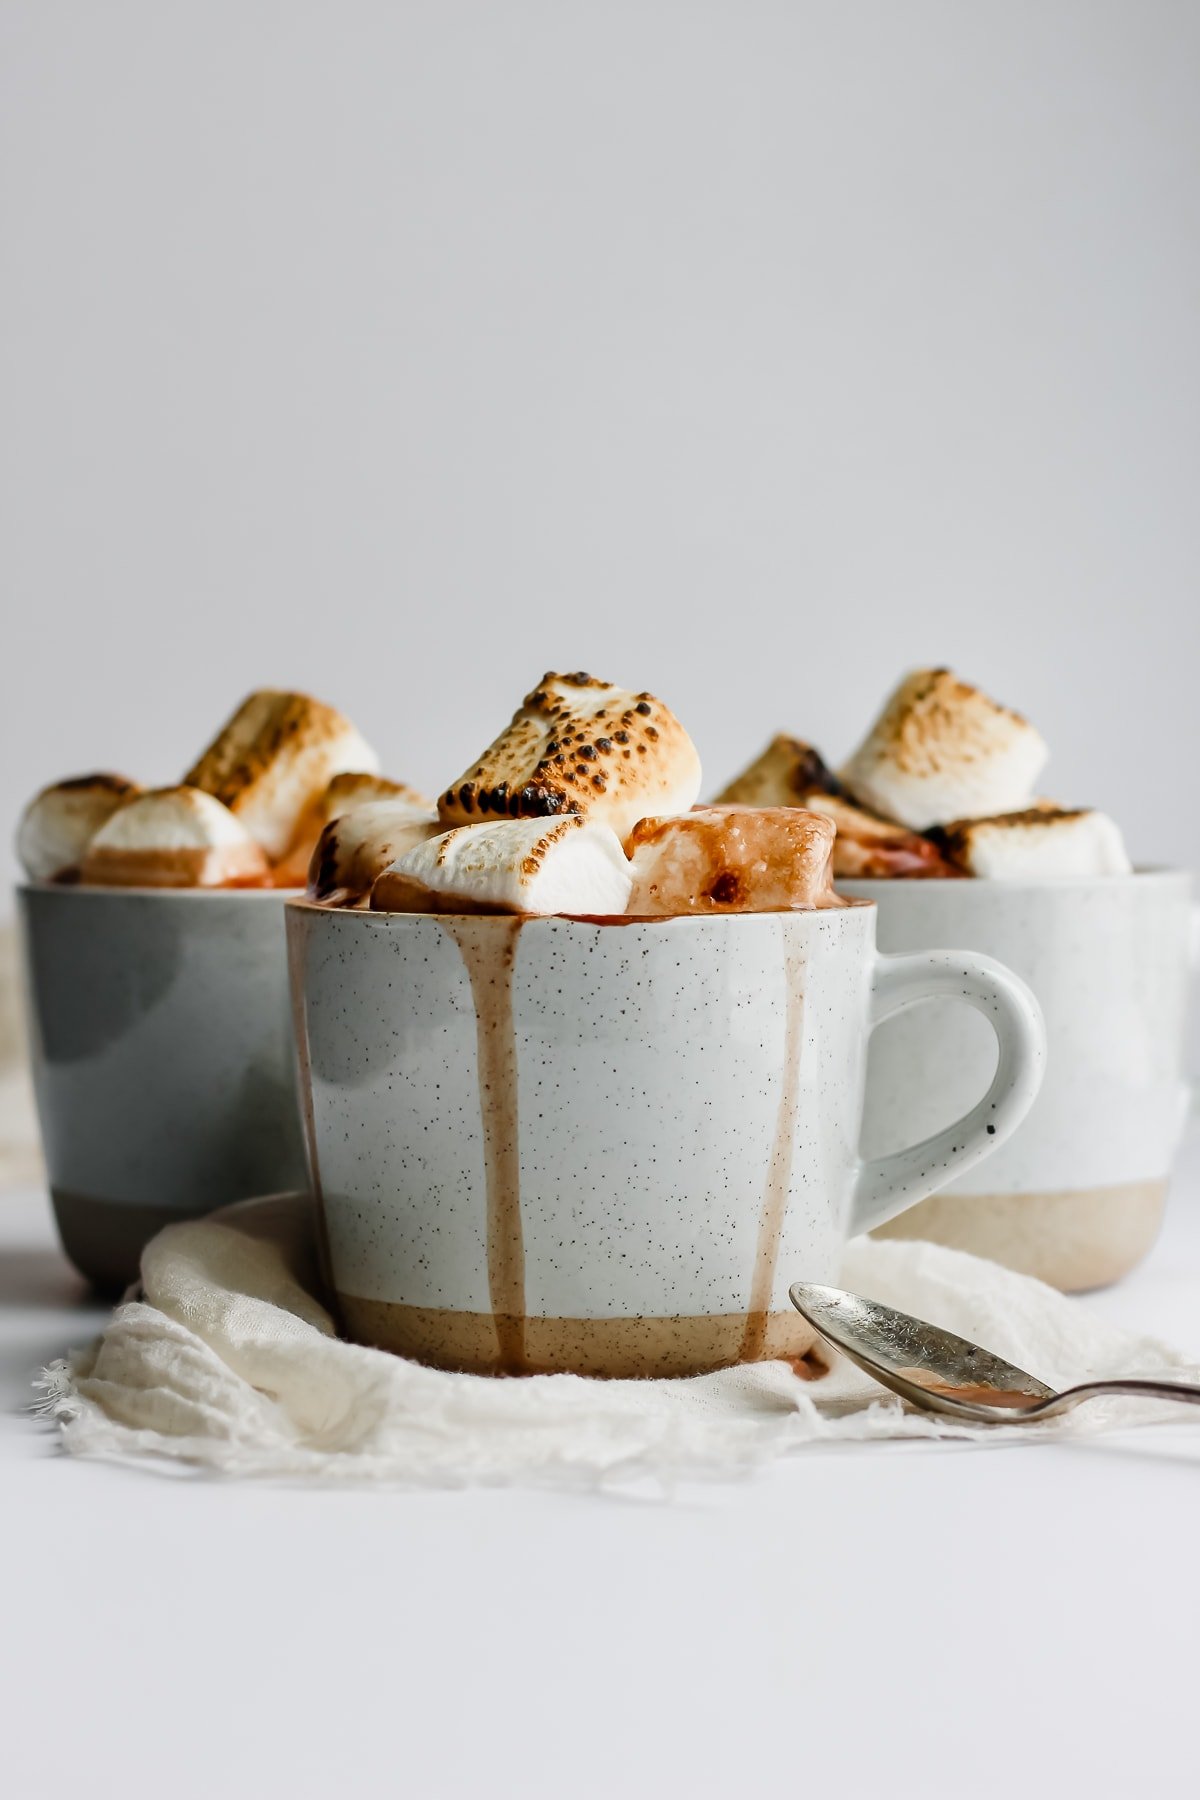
[2,2,1197,889]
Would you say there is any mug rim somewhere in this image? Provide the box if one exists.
[284,895,877,930]
[16,880,300,903]
[838,864,1190,895]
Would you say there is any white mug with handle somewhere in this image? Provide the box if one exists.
[287,896,1046,1378]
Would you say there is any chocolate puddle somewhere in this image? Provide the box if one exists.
[440,916,527,1373]
[895,1372,1041,1410]
[739,932,807,1361]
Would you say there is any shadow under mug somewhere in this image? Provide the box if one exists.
[840,869,1198,1290]
[18,883,309,1291]
[287,899,1045,1378]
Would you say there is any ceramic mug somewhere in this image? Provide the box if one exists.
[287,899,1045,1377]
[840,870,1198,1290]
[18,884,310,1290]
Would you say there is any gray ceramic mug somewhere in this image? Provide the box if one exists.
[18,884,308,1290]
[840,870,1198,1289]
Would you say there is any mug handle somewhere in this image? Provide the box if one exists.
[850,949,1046,1237]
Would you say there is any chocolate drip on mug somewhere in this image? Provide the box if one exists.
[739,932,807,1361]
[286,912,337,1291]
[440,917,527,1373]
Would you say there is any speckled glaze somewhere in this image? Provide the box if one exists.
[840,871,1198,1289]
[287,901,1044,1376]
[18,884,309,1290]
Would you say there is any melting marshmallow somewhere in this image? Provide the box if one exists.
[798,793,959,880]
[714,735,839,807]
[438,672,702,845]
[80,787,270,888]
[626,807,840,915]
[185,690,380,860]
[16,775,140,881]
[308,799,443,905]
[929,808,1132,879]
[371,817,633,916]
[840,670,1048,831]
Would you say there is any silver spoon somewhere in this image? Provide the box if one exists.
[789,1282,1200,1424]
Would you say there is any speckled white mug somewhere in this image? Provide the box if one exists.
[287,900,1045,1377]
[841,870,1198,1290]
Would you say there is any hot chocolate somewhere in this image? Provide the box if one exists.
[16,689,435,892]
[314,671,846,920]
[717,668,1131,880]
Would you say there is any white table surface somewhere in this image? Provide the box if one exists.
[3,1136,1199,1800]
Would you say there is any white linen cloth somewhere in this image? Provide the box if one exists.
[39,1191,1200,1488]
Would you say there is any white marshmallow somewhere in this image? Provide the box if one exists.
[81,787,270,888]
[185,690,380,859]
[371,817,633,916]
[840,670,1048,831]
[16,775,139,881]
[308,800,443,904]
[931,808,1132,879]
[438,671,702,845]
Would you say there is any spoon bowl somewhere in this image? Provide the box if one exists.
[789,1283,1200,1424]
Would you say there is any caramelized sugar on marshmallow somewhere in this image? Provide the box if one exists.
[16,774,140,881]
[80,787,270,888]
[276,773,433,887]
[438,672,702,844]
[626,807,840,916]
[308,799,443,905]
[928,808,1131,879]
[840,670,1048,831]
[714,735,839,807]
[799,793,959,879]
[371,816,633,916]
[185,690,380,860]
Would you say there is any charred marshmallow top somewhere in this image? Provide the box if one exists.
[438,672,702,846]
[186,689,380,861]
[840,669,1048,832]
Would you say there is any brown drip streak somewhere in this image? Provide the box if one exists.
[739,931,807,1361]
[439,916,527,1373]
[286,913,335,1290]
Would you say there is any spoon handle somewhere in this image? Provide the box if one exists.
[1035,1377,1200,1419]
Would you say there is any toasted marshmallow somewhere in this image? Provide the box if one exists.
[308,799,442,905]
[438,672,702,845]
[80,787,270,888]
[16,774,140,881]
[319,772,430,816]
[840,670,1048,831]
[798,793,959,880]
[929,808,1132,879]
[626,807,840,915]
[275,773,433,887]
[185,690,380,860]
[714,735,838,807]
[371,816,633,916]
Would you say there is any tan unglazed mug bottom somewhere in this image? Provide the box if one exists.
[337,1296,820,1379]
[872,1178,1168,1293]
